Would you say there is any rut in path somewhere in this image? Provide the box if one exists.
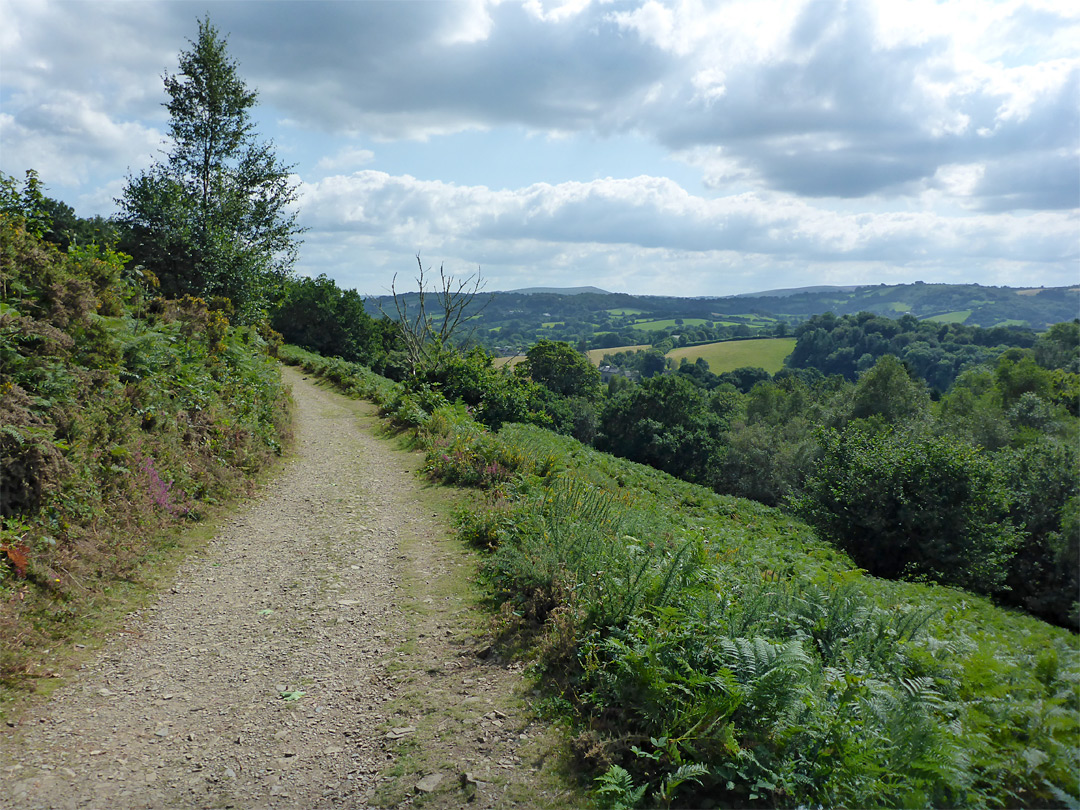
[0,367,563,809]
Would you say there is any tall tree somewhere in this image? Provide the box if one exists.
[517,339,602,398]
[117,17,303,322]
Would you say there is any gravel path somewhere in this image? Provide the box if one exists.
[0,367,566,809]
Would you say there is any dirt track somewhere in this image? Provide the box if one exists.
[0,367,567,809]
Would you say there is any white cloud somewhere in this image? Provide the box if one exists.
[0,91,161,189]
[302,170,1077,272]
[440,0,497,45]
[315,147,376,172]
[0,0,1075,296]
[524,0,593,24]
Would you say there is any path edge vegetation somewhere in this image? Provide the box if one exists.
[278,343,1080,810]
[2,16,306,719]
[0,215,294,720]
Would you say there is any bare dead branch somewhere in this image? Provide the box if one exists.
[379,253,491,377]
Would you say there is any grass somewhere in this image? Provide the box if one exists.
[924,310,972,324]
[666,337,797,373]
[607,308,646,316]
[493,354,527,368]
[423,421,1080,809]
[586,344,650,365]
[630,318,709,331]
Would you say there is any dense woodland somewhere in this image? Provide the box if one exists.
[2,17,1078,808]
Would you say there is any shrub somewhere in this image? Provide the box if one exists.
[794,427,1018,595]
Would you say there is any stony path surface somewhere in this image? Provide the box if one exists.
[0,367,567,809]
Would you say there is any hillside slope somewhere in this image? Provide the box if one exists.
[283,347,1080,809]
[0,217,289,694]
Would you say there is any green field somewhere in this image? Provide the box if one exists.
[666,337,797,373]
[606,307,646,316]
[586,344,650,364]
[497,343,650,368]
[632,317,710,331]
[924,310,972,324]
[887,301,912,312]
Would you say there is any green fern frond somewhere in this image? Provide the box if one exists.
[596,764,647,810]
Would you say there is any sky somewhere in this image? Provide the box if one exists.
[1,0,1078,297]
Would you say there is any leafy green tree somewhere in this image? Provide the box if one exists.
[995,439,1079,627]
[271,274,394,368]
[421,347,549,430]
[0,170,52,237]
[517,339,602,398]
[846,354,930,426]
[935,366,1011,450]
[994,352,1053,408]
[117,17,302,322]
[795,427,1017,595]
[598,374,736,486]
[716,365,770,393]
[718,418,819,506]
[1034,321,1080,372]
[640,349,667,378]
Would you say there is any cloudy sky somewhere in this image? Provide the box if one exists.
[2,0,1077,296]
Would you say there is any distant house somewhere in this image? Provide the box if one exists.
[599,365,638,382]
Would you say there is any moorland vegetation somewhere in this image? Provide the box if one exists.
[0,17,298,695]
[0,197,290,690]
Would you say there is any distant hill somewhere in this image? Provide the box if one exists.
[367,281,1078,356]
[507,285,612,295]
[734,285,864,298]
[727,282,1078,328]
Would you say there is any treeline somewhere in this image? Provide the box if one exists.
[788,311,1049,391]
